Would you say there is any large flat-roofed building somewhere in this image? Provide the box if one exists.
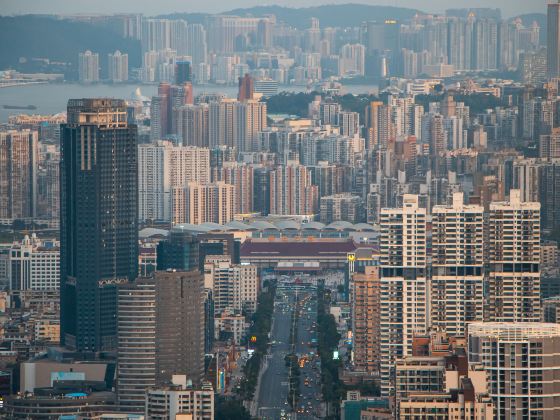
[240,238,362,270]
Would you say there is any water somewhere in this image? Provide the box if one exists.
[0,82,378,122]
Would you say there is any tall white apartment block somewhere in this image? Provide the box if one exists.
[78,50,99,82]
[486,189,541,322]
[379,194,428,396]
[108,50,128,82]
[431,192,484,337]
[138,141,210,221]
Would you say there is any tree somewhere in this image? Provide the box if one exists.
[215,397,251,420]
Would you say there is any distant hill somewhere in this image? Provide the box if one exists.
[510,13,547,45]
[0,15,141,77]
[160,3,422,28]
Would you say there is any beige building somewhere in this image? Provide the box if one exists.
[138,141,210,222]
[379,194,428,396]
[145,376,214,420]
[431,193,484,337]
[234,99,267,152]
[269,163,318,215]
[468,322,560,419]
[541,240,559,276]
[172,182,235,225]
[204,257,258,315]
[213,162,254,215]
[175,104,209,147]
[486,190,541,322]
[351,266,380,374]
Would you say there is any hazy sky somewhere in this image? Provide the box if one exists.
[0,0,547,18]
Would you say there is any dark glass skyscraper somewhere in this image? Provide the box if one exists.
[60,98,138,353]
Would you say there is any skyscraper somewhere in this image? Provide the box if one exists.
[379,194,428,396]
[108,50,128,82]
[60,99,138,352]
[172,182,235,225]
[486,190,541,322]
[548,0,560,78]
[175,61,192,85]
[78,50,100,83]
[351,266,380,374]
[469,323,560,419]
[0,129,38,221]
[117,278,156,411]
[138,141,210,222]
[237,73,254,101]
[431,193,484,337]
[269,163,318,215]
[154,270,205,386]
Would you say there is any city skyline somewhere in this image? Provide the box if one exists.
[0,0,559,418]
[0,0,548,18]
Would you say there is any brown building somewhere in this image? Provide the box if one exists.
[0,129,38,221]
[351,266,380,374]
[237,73,254,101]
[155,270,205,387]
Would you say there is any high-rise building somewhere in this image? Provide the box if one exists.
[204,257,258,316]
[108,50,128,82]
[213,162,254,215]
[145,377,214,420]
[78,50,100,82]
[60,99,138,352]
[237,73,254,101]
[431,193,484,337]
[186,24,207,69]
[548,0,560,78]
[175,104,209,147]
[469,322,560,419]
[138,142,210,222]
[117,277,157,411]
[269,163,318,215]
[540,127,560,159]
[209,99,237,148]
[175,61,192,85]
[319,193,364,224]
[9,234,59,291]
[157,227,200,272]
[172,182,235,225]
[486,190,541,322]
[338,111,360,138]
[339,43,366,76]
[234,100,267,152]
[351,266,380,374]
[0,129,38,221]
[379,194,428,395]
[154,270,205,386]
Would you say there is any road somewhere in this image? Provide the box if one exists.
[257,280,323,420]
[257,284,293,419]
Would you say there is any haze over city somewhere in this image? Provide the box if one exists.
[0,0,558,419]
[0,0,547,17]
